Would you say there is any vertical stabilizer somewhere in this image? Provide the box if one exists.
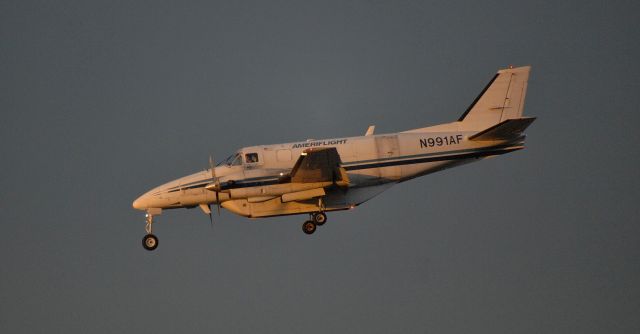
[458,66,530,128]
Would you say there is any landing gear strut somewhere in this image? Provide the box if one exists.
[142,213,158,251]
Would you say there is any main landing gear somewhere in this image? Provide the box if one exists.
[142,213,158,251]
[302,212,327,235]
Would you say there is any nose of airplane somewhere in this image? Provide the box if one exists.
[132,195,149,210]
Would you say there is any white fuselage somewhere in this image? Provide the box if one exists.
[132,125,523,218]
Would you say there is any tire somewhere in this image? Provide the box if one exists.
[142,234,159,251]
[313,212,327,226]
[302,221,317,235]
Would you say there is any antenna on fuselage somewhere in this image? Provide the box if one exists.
[365,125,375,136]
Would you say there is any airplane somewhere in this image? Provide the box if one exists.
[133,65,535,251]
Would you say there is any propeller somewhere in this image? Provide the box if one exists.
[206,155,222,218]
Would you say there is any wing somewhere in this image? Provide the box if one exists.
[289,147,350,186]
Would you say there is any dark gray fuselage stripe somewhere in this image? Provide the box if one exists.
[173,146,520,191]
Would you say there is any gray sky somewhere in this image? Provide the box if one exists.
[1,1,639,333]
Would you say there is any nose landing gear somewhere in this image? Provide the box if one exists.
[142,213,158,251]
[142,233,158,251]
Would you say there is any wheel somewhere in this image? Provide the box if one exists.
[302,221,317,235]
[313,212,327,226]
[142,234,159,251]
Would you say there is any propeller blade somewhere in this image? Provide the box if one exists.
[208,155,222,216]
[209,155,216,179]
[208,204,213,228]
[198,203,213,228]
[216,192,221,215]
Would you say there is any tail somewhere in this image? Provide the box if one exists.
[458,66,531,128]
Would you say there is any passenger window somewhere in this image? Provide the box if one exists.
[245,153,259,164]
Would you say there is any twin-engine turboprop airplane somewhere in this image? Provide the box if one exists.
[133,66,535,250]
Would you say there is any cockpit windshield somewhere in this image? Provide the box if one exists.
[218,153,243,166]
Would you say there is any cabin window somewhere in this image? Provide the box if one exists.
[220,153,243,166]
[245,153,259,164]
[231,154,243,166]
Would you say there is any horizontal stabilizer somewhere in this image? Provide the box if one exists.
[469,117,536,141]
